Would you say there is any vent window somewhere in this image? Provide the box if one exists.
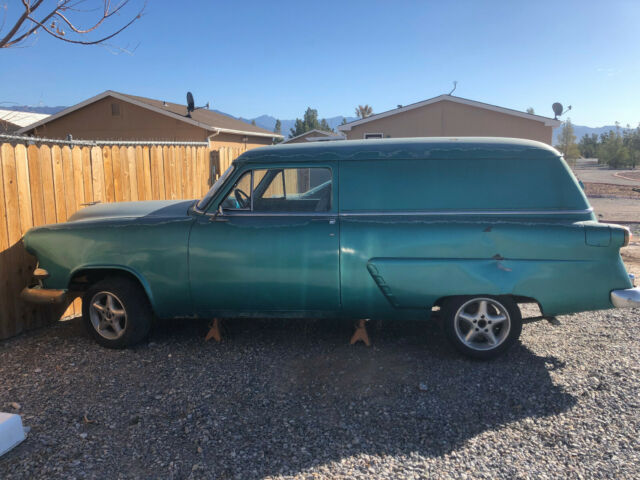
[111,103,121,116]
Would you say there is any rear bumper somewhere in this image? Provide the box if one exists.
[20,286,67,305]
[611,287,640,308]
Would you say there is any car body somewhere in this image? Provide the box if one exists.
[21,137,638,358]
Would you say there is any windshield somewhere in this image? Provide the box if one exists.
[196,165,235,211]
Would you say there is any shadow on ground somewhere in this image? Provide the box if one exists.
[1,316,575,479]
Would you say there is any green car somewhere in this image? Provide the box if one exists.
[21,138,638,359]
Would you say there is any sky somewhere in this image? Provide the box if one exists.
[1,0,639,126]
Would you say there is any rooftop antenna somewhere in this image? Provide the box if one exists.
[448,81,458,95]
[185,92,209,117]
[552,102,572,120]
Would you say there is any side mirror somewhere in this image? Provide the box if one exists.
[216,204,224,216]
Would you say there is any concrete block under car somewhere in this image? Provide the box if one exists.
[0,412,27,457]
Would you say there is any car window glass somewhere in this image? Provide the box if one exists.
[252,167,332,212]
[220,171,252,210]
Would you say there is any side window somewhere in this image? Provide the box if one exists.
[253,167,332,212]
[220,171,252,210]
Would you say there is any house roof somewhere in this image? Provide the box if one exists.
[0,109,50,128]
[17,90,283,139]
[281,129,346,144]
[337,95,561,132]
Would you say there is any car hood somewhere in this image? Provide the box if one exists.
[67,200,195,223]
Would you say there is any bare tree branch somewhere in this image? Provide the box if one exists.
[0,0,144,49]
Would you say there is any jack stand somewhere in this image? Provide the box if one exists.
[205,318,222,342]
[350,319,371,346]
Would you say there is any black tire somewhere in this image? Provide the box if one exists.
[82,276,153,348]
[441,295,522,360]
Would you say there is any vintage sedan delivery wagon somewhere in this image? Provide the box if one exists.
[21,138,638,358]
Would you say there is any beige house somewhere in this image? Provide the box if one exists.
[18,91,282,149]
[337,95,560,144]
[281,129,345,144]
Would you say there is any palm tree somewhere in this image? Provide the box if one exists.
[355,104,373,119]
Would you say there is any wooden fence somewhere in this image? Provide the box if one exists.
[0,139,244,339]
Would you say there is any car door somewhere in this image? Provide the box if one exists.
[189,164,340,315]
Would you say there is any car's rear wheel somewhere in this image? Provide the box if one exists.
[82,276,152,348]
[442,295,522,360]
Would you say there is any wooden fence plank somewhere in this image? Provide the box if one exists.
[27,145,45,227]
[91,146,105,203]
[0,145,12,339]
[1,143,23,336]
[126,147,137,201]
[135,146,146,201]
[14,144,33,235]
[163,146,174,200]
[142,146,152,200]
[102,146,115,203]
[39,145,57,225]
[121,146,131,202]
[112,146,123,202]
[51,146,67,222]
[81,147,93,204]
[61,146,76,220]
[72,146,85,211]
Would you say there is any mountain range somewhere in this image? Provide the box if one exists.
[5,105,627,142]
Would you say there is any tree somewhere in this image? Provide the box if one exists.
[273,119,281,135]
[355,104,373,119]
[622,125,640,169]
[319,118,332,132]
[598,128,630,169]
[251,119,256,126]
[340,117,348,125]
[288,107,332,137]
[526,107,535,114]
[0,1,145,49]
[578,133,599,159]
[555,118,580,165]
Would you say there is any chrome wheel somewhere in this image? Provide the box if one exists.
[453,297,511,351]
[89,291,127,340]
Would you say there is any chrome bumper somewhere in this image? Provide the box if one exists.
[611,287,640,308]
[20,286,67,305]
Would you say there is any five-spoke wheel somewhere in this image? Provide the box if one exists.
[442,295,522,359]
[82,276,152,348]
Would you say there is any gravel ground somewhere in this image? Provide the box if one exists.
[1,305,639,479]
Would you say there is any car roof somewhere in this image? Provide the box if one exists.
[235,137,561,165]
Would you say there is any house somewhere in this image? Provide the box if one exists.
[0,109,50,134]
[281,129,345,144]
[337,95,560,145]
[17,91,283,149]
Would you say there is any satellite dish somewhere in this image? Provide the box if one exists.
[186,92,195,117]
[552,102,563,119]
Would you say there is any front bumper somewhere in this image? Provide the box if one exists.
[20,286,67,305]
[611,287,640,308]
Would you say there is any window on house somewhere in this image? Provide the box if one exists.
[364,133,383,139]
[111,103,121,116]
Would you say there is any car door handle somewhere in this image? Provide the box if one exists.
[311,217,337,224]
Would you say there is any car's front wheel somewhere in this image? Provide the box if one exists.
[82,276,152,348]
[442,295,522,360]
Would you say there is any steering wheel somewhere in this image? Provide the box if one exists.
[234,188,250,208]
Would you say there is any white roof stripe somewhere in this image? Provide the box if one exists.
[0,109,50,128]
[337,95,561,131]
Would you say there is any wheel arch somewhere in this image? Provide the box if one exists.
[68,265,156,314]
